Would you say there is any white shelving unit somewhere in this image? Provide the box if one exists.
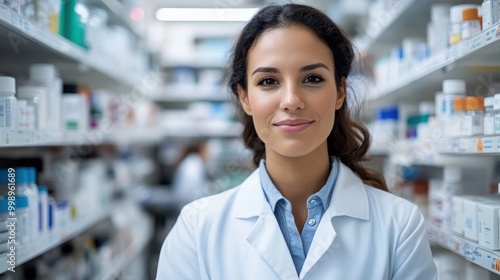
[356,0,485,57]
[427,224,500,275]
[369,22,500,107]
[0,128,169,147]
[360,1,500,276]
[0,4,142,91]
[0,208,111,273]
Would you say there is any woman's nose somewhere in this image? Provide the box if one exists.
[280,84,305,112]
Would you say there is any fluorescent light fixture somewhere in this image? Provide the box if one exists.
[156,8,259,22]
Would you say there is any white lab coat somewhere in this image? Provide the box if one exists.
[157,161,437,280]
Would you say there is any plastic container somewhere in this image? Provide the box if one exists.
[442,80,466,137]
[26,167,39,240]
[427,4,451,55]
[461,8,481,39]
[29,64,62,130]
[464,97,484,136]
[61,84,88,131]
[0,196,30,246]
[449,4,479,45]
[17,86,49,129]
[15,168,38,242]
[0,76,17,129]
[484,96,495,135]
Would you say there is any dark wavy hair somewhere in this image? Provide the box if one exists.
[228,3,387,191]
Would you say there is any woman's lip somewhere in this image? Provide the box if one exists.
[274,120,314,133]
[274,119,314,126]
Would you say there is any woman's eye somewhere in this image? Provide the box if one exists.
[304,75,324,84]
[258,78,279,86]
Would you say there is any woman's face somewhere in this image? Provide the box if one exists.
[238,24,345,160]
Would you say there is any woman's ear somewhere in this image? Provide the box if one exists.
[336,77,347,110]
[238,85,252,116]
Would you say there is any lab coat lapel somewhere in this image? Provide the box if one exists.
[234,169,299,280]
[300,162,369,278]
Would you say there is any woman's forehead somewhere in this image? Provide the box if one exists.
[247,24,334,70]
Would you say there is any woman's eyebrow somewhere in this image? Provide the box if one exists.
[251,63,330,77]
[300,63,329,72]
[251,67,278,77]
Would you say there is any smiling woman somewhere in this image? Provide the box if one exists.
[156,4,438,280]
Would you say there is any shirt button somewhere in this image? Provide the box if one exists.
[308,219,316,226]
[310,199,317,205]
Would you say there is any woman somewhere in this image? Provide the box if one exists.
[157,4,437,279]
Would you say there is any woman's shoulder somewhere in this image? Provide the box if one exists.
[362,184,422,223]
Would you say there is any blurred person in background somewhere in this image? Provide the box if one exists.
[171,138,211,202]
[157,4,437,279]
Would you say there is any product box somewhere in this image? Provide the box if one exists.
[477,201,500,250]
[452,196,465,235]
[463,196,488,242]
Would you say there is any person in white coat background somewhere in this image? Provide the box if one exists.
[157,3,437,280]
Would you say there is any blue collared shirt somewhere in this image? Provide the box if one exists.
[259,157,339,275]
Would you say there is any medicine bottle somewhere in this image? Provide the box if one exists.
[449,4,479,45]
[17,86,47,130]
[484,96,495,135]
[453,97,466,137]
[464,96,484,136]
[0,76,17,129]
[494,93,500,134]
[442,80,466,137]
[0,196,30,246]
[461,8,481,39]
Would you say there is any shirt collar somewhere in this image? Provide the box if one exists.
[259,157,339,212]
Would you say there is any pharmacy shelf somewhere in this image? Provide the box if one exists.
[369,23,500,108]
[0,208,111,274]
[94,212,153,280]
[427,225,500,276]
[0,129,169,148]
[0,4,142,92]
[87,0,143,39]
[355,0,482,57]
[0,124,242,148]
[439,136,500,155]
[385,139,495,167]
[150,85,231,103]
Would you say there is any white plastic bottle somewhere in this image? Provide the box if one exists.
[442,80,467,137]
[427,4,451,55]
[29,64,62,130]
[461,8,481,39]
[0,76,17,129]
[17,86,48,129]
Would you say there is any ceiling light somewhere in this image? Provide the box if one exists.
[155,8,259,22]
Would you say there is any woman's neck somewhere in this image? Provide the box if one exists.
[265,145,331,204]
